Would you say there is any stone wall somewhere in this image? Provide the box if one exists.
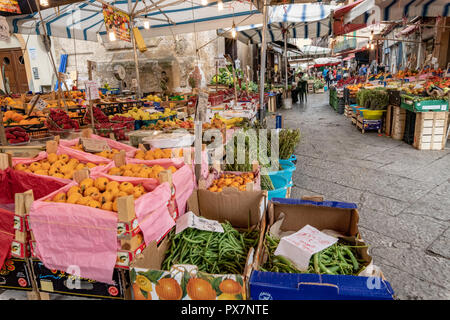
[52,30,233,94]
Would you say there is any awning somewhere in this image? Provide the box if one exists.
[337,0,450,32]
[379,0,450,21]
[343,53,355,61]
[399,22,419,35]
[332,0,370,37]
[219,3,335,44]
[334,47,367,56]
[301,45,331,55]
[6,0,263,42]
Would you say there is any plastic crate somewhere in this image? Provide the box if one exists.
[360,110,386,120]
[401,96,449,112]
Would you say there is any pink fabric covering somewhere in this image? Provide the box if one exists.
[59,134,137,158]
[29,183,118,284]
[11,145,111,185]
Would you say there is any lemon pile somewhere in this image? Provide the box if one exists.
[108,163,177,179]
[143,95,162,102]
[14,153,102,180]
[47,177,147,211]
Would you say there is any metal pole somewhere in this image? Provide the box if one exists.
[258,0,269,117]
[284,27,288,92]
[129,20,142,99]
[128,0,141,99]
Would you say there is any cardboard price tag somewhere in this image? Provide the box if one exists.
[274,225,338,271]
[85,81,100,100]
[175,211,224,234]
[80,138,111,153]
[30,95,48,111]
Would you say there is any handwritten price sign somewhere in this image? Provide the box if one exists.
[274,225,338,270]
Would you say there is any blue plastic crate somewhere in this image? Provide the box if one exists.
[249,271,394,300]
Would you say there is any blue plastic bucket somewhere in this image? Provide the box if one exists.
[268,159,296,187]
[287,154,297,164]
[268,175,289,200]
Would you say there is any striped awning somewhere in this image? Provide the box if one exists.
[380,0,450,20]
[7,0,263,42]
[219,3,335,44]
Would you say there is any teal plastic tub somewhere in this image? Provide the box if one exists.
[268,175,289,200]
[268,159,296,187]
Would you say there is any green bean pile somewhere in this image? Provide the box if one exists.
[260,234,366,275]
[162,222,260,274]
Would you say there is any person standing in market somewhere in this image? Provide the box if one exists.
[297,72,308,103]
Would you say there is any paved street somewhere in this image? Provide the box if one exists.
[275,92,450,300]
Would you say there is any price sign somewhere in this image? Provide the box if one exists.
[80,138,110,153]
[274,225,338,271]
[29,95,48,111]
[175,211,224,234]
[85,81,100,100]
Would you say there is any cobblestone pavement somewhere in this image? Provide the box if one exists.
[273,92,450,300]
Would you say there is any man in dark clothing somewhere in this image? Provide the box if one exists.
[297,72,307,103]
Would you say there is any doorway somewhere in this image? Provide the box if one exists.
[0,48,29,94]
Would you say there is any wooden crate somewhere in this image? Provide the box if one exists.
[384,105,393,136]
[344,105,353,118]
[351,113,357,125]
[391,106,407,140]
[413,112,449,150]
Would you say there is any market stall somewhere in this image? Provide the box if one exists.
[0,0,403,302]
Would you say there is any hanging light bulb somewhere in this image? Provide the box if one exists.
[369,30,374,41]
[201,0,208,6]
[218,0,224,11]
[231,22,236,39]
[109,31,116,42]
[39,0,49,6]
[143,20,150,30]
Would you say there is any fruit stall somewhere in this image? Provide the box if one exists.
[332,69,450,149]
[0,103,395,300]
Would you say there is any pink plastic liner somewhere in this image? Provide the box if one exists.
[12,145,111,185]
[59,134,137,158]
[29,183,118,284]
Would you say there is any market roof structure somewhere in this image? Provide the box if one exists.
[6,0,263,42]
[218,2,335,43]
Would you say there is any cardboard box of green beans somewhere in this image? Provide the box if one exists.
[129,189,267,300]
[254,197,373,276]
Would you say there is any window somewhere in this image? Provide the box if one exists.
[3,57,10,65]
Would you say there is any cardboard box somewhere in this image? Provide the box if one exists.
[0,258,33,291]
[32,259,128,299]
[129,189,267,300]
[249,197,394,300]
